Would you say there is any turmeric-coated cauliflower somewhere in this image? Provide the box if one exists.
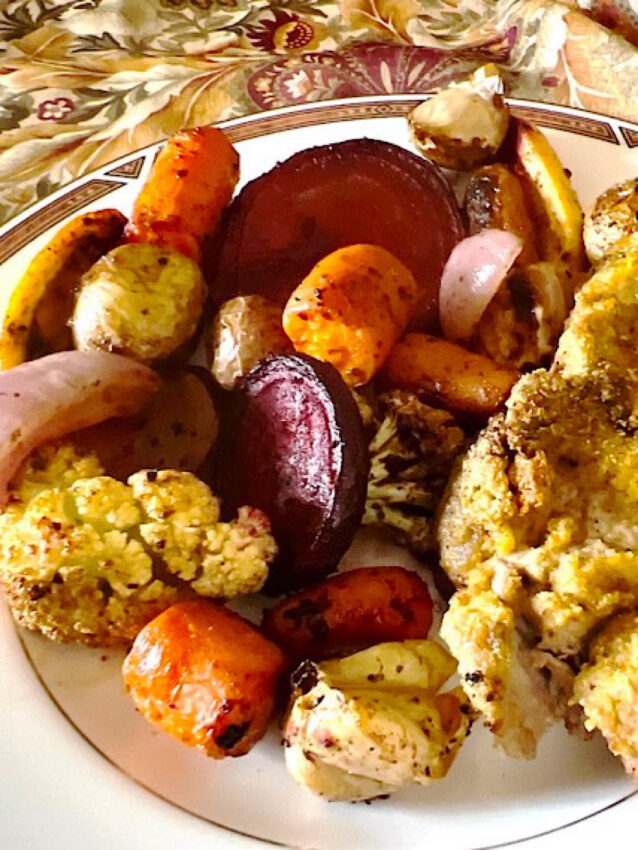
[0,444,276,645]
[573,611,638,777]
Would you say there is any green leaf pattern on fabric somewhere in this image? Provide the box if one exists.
[0,0,638,222]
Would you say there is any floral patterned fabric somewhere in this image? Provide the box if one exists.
[2,0,638,223]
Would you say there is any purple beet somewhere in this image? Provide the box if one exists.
[217,354,370,591]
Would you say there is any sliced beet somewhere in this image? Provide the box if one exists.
[217,354,369,591]
[207,139,464,330]
[71,366,219,480]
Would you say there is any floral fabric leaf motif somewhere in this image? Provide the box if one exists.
[2,0,638,224]
[0,91,33,131]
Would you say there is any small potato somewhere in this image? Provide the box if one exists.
[465,164,538,264]
[211,295,292,390]
[122,600,286,759]
[73,243,206,364]
[283,244,418,387]
[125,127,239,263]
[262,566,433,662]
[408,64,509,171]
[0,210,125,370]
[583,177,638,266]
[383,333,518,416]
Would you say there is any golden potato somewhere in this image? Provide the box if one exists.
[122,600,286,759]
[283,244,418,387]
[72,243,206,364]
[408,65,509,171]
[0,210,125,370]
[211,295,292,390]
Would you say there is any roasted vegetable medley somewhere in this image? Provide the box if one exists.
[2,65,638,803]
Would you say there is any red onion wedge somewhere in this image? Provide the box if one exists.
[440,229,523,343]
[0,351,159,508]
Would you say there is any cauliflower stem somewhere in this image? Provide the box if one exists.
[363,391,465,554]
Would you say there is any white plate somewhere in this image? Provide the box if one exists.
[1,96,638,850]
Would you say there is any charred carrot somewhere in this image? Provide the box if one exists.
[125,126,239,263]
[383,333,518,416]
[283,244,418,387]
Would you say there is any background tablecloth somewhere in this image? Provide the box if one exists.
[2,0,638,224]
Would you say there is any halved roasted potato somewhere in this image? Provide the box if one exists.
[408,65,509,171]
[0,210,126,370]
[211,295,292,390]
[72,243,206,364]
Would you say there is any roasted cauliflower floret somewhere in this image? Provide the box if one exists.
[438,338,638,756]
[363,391,465,554]
[573,611,638,778]
[5,442,104,508]
[554,240,638,402]
[440,587,565,759]
[130,469,275,597]
[72,243,206,364]
[583,178,638,266]
[283,641,473,801]
[0,445,276,645]
[439,368,638,606]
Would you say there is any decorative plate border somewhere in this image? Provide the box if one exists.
[0,95,635,270]
[106,157,146,179]
[619,126,638,148]
[0,179,125,265]
[3,94,638,849]
[219,99,621,145]
[15,628,638,850]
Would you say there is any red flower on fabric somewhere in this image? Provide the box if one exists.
[244,9,319,54]
[38,98,75,121]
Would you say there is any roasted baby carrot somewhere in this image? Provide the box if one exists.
[263,566,433,662]
[123,600,286,759]
[383,333,518,416]
[125,126,239,263]
[283,244,418,387]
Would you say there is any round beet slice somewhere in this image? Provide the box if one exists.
[217,354,369,591]
[207,139,465,330]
